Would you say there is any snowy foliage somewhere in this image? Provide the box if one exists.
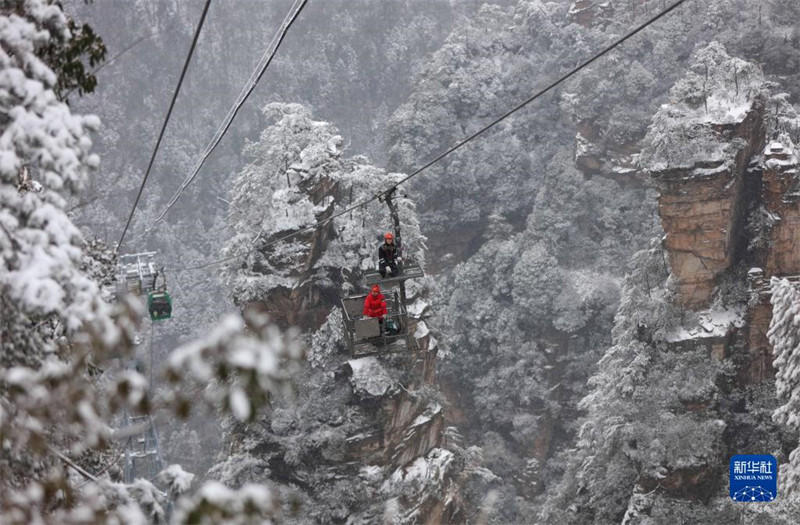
[0,12,305,519]
[158,464,195,499]
[165,309,304,422]
[543,245,721,523]
[173,481,280,525]
[769,277,800,497]
[640,42,767,173]
[387,2,560,234]
[308,307,344,368]
[0,4,149,521]
[433,150,656,517]
[746,205,779,256]
[0,2,104,328]
[222,103,425,307]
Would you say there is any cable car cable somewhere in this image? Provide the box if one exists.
[116,0,213,250]
[62,22,181,100]
[138,0,311,239]
[175,0,688,273]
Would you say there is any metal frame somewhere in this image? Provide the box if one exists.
[341,292,419,357]
[117,252,158,297]
[123,413,164,483]
[341,187,426,357]
[365,263,424,288]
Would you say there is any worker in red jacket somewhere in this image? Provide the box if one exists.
[363,284,387,320]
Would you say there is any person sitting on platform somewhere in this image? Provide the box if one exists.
[378,232,402,278]
[363,284,387,322]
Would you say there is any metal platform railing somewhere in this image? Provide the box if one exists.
[364,263,424,287]
[123,414,164,483]
[341,293,419,357]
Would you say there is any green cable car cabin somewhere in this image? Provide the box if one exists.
[148,291,172,321]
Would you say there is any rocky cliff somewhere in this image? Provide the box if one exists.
[217,105,470,522]
[619,42,800,522]
[642,43,800,386]
[641,42,768,310]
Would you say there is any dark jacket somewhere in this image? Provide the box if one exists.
[378,242,400,265]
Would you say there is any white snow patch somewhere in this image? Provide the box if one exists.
[697,95,754,125]
[158,464,195,497]
[408,298,429,319]
[666,306,745,342]
[768,141,786,154]
[404,278,424,300]
[381,448,454,495]
[229,387,251,422]
[359,465,384,483]
[347,357,394,397]
[414,321,430,339]
[410,402,442,429]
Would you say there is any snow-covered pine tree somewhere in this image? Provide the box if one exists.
[0,2,156,520]
[0,5,307,521]
[768,277,800,498]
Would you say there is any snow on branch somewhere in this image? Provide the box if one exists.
[173,481,281,525]
[769,277,800,496]
[639,42,766,174]
[164,308,304,422]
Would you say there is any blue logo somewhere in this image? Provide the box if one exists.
[730,455,777,502]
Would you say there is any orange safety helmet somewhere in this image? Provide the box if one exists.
[384,232,394,241]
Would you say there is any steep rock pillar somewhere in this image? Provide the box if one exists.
[762,141,800,275]
[640,42,768,310]
[651,100,765,309]
[745,141,800,383]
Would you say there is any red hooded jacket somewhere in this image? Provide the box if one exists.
[363,288,387,318]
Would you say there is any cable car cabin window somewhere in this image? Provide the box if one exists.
[148,291,172,321]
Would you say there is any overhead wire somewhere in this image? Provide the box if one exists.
[175,0,689,274]
[62,23,179,100]
[138,0,311,239]
[117,0,214,250]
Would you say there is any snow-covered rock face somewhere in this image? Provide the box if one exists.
[641,43,767,309]
[222,103,425,331]
[640,42,767,175]
[346,356,396,398]
[761,139,800,276]
[665,306,745,358]
[213,102,460,522]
